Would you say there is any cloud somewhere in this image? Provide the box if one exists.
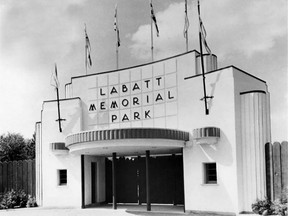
[129,0,287,61]
[129,2,189,60]
[0,0,88,137]
[0,0,86,71]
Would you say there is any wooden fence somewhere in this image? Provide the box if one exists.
[265,141,288,200]
[0,159,35,196]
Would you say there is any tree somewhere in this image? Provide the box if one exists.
[0,133,35,162]
[24,133,35,160]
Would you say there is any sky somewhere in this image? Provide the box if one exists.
[0,0,287,141]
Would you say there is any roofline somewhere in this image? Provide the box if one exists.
[184,65,266,83]
[240,90,267,95]
[65,49,200,87]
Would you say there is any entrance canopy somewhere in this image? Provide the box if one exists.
[65,128,189,156]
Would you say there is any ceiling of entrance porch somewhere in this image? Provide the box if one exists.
[67,139,184,157]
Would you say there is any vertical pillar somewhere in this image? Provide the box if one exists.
[112,152,117,210]
[181,148,186,213]
[172,154,176,206]
[81,155,85,208]
[146,150,151,211]
[240,92,270,209]
[137,156,142,205]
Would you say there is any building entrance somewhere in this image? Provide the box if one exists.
[91,162,97,204]
[105,154,184,205]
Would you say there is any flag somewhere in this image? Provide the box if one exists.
[198,1,211,55]
[51,64,59,90]
[150,1,159,37]
[114,4,120,47]
[199,16,211,55]
[183,0,189,39]
[84,25,92,68]
[51,64,65,132]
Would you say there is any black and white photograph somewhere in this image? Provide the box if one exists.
[0,0,287,215]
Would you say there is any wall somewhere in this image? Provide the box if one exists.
[196,54,218,75]
[181,68,239,214]
[35,122,42,205]
[84,155,106,205]
[233,69,270,212]
[66,51,200,132]
[39,98,83,208]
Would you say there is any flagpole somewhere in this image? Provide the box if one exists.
[150,0,154,62]
[54,64,63,132]
[186,30,188,53]
[185,0,188,52]
[198,0,209,115]
[56,84,62,132]
[115,5,119,69]
[116,38,119,70]
[84,24,88,75]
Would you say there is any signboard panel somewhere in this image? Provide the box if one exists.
[87,62,178,129]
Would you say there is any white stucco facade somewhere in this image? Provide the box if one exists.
[36,50,271,214]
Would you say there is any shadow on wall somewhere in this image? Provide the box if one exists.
[208,71,222,112]
[198,130,233,166]
[63,105,82,135]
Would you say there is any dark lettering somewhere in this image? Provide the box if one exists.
[89,104,96,111]
[122,114,129,121]
[112,115,117,122]
[156,77,162,86]
[100,88,106,96]
[155,93,163,102]
[122,99,129,107]
[132,83,140,91]
[146,95,149,104]
[110,101,118,109]
[145,110,151,119]
[110,86,118,95]
[144,80,150,88]
[134,112,140,120]
[133,97,139,106]
[122,84,128,93]
[100,102,106,110]
[168,91,174,99]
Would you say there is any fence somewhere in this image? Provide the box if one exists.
[265,141,288,200]
[0,159,35,196]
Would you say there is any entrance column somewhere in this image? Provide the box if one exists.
[146,150,151,211]
[182,148,186,213]
[137,156,142,205]
[172,154,177,206]
[112,152,117,210]
[81,155,85,208]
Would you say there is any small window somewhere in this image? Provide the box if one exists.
[58,169,67,186]
[204,163,217,184]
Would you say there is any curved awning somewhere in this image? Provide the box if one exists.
[193,127,220,139]
[193,127,220,145]
[65,128,189,156]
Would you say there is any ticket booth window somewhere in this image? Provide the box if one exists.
[203,163,217,184]
[58,169,67,186]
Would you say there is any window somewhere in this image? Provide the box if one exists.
[58,169,67,186]
[203,163,217,184]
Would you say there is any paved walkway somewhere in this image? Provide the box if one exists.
[1,207,184,216]
[0,205,256,216]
